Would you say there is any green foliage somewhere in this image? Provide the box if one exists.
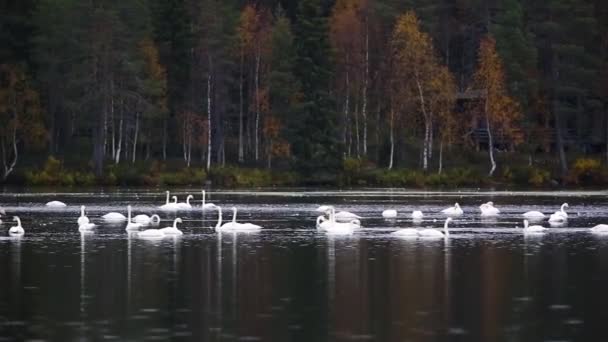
[26,156,96,186]
[503,165,552,186]
[209,166,297,188]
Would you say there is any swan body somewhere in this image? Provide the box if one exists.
[159,192,179,211]
[441,203,463,216]
[201,190,217,210]
[103,211,127,222]
[480,202,500,216]
[523,211,545,219]
[78,205,90,226]
[391,228,418,236]
[382,209,397,218]
[133,214,160,225]
[315,205,333,213]
[549,203,569,222]
[215,206,261,232]
[177,195,194,210]
[159,218,184,235]
[591,224,608,233]
[46,201,67,207]
[411,211,424,220]
[78,222,96,231]
[8,217,24,235]
[418,217,452,237]
[137,228,165,238]
[125,205,143,231]
[334,211,361,222]
[317,207,360,234]
[523,220,547,233]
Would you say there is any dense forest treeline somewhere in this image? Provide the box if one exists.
[0,0,607,187]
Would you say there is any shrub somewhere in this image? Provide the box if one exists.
[568,158,607,185]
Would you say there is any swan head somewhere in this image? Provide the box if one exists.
[172,196,177,203]
[175,218,182,225]
[455,203,460,209]
[151,214,160,223]
[187,195,193,200]
[13,216,19,222]
[487,202,494,206]
[561,203,569,210]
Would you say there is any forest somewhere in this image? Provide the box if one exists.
[0,0,607,187]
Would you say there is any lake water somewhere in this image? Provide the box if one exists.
[1,188,608,341]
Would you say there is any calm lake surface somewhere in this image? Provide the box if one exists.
[1,188,608,341]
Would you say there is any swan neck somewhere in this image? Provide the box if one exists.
[173,219,179,228]
[216,208,222,228]
[187,196,191,205]
[232,208,237,223]
[16,217,21,227]
[81,206,85,216]
[166,191,170,204]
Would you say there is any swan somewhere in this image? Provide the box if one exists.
[480,202,500,216]
[133,214,161,225]
[549,203,569,220]
[102,209,127,222]
[8,216,24,235]
[317,207,360,233]
[334,211,362,222]
[201,190,217,210]
[215,206,240,231]
[382,209,397,218]
[159,218,184,235]
[391,227,419,236]
[46,200,67,207]
[159,192,179,210]
[418,217,452,237]
[177,195,194,210]
[523,210,545,220]
[78,205,90,226]
[78,222,96,231]
[441,203,463,216]
[548,212,567,223]
[523,220,547,233]
[590,224,608,233]
[227,207,263,231]
[137,228,165,239]
[315,205,333,213]
[411,210,424,220]
[0,213,3,224]
[125,205,143,231]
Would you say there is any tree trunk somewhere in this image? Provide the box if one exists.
[438,140,443,175]
[254,49,261,162]
[553,102,568,175]
[115,110,123,164]
[415,73,430,171]
[132,111,139,164]
[2,122,18,181]
[485,101,496,176]
[354,98,360,158]
[206,56,213,171]
[238,51,245,163]
[388,109,394,170]
[362,22,369,157]
[343,64,350,157]
[162,118,167,161]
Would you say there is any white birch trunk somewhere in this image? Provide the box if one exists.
[438,140,443,174]
[238,51,244,163]
[206,57,212,171]
[388,109,394,170]
[415,73,430,171]
[485,100,496,176]
[132,111,139,164]
[354,99,360,158]
[362,22,369,156]
[254,49,260,162]
[115,110,123,164]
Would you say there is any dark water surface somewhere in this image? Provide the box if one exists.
[1,188,608,341]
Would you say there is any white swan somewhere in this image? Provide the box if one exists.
[548,203,569,222]
[418,217,452,237]
[215,206,240,231]
[441,203,463,216]
[78,222,96,231]
[46,200,67,207]
[523,210,545,220]
[78,205,90,226]
[8,216,24,235]
[227,207,262,231]
[159,192,179,210]
[523,220,547,233]
[137,228,165,238]
[202,190,217,210]
[316,207,360,234]
[102,209,127,222]
[177,195,194,210]
[159,218,184,235]
[133,214,161,225]
[382,209,397,218]
[334,211,362,222]
[315,205,333,213]
[391,227,418,236]
[590,224,608,233]
[125,205,143,231]
[215,206,261,232]
[0,213,3,224]
[480,202,500,216]
[411,210,424,220]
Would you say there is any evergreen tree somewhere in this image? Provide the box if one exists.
[292,0,340,174]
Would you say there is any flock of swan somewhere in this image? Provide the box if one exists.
[2,192,608,238]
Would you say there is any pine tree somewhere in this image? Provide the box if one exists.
[292,0,340,174]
